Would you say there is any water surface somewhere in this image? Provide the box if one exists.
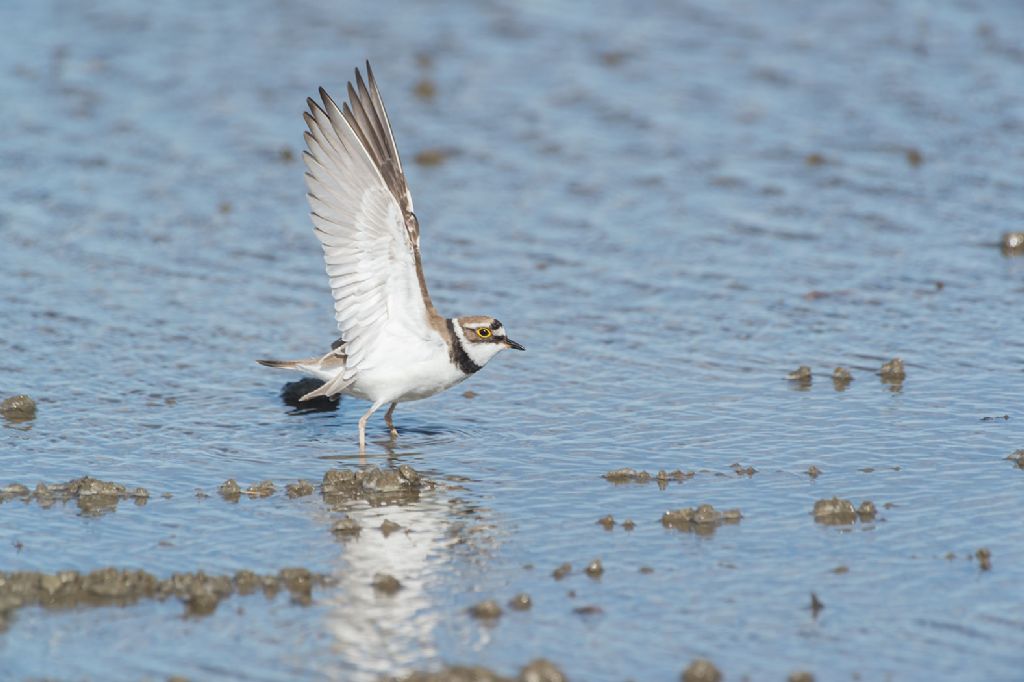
[2,0,1024,680]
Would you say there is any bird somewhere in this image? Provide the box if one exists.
[258,62,525,449]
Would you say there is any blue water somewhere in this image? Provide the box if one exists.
[2,0,1024,679]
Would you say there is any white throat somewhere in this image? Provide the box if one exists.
[451,318,504,370]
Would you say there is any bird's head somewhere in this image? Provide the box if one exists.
[453,316,525,368]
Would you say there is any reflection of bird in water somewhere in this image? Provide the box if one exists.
[258,63,524,449]
[320,470,497,681]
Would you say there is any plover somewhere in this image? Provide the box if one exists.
[259,63,524,448]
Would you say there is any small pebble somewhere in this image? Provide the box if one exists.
[622,519,636,531]
[552,563,572,580]
[380,519,402,536]
[807,465,821,478]
[585,559,603,578]
[788,672,816,682]
[597,515,615,530]
[508,593,532,610]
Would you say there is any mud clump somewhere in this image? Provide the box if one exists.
[585,559,603,578]
[603,468,694,488]
[787,365,812,388]
[857,500,877,520]
[730,462,757,476]
[810,592,825,617]
[322,465,430,508]
[880,358,906,389]
[285,480,314,498]
[603,468,651,484]
[372,573,402,595]
[1,395,36,422]
[1001,231,1024,256]
[976,548,992,571]
[832,367,853,390]
[380,519,402,536]
[330,517,362,537]
[397,659,566,682]
[0,567,333,626]
[508,593,532,610]
[1006,450,1024,469]
[682,658,722,682]
[1,477,149,516]
[468,599,502,620]
[661,505,741,535]
[813,497,877,525]
[552,563,572,580]
[218,479,242,502]
[245,480,275,498]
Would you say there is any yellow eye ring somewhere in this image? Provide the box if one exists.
[476,328,492,339]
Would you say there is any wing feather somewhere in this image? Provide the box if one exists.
[303,64,441,377]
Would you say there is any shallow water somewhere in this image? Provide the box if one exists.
[3,0,1024,679]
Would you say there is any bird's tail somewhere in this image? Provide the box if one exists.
[256,358,311,369]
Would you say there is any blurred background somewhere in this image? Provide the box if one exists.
[2,1,1024,680]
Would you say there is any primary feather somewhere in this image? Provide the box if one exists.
[302,63,441,383]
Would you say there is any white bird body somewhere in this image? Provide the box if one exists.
[259,63,523,448]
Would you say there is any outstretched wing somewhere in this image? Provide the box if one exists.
[303,63,441,379]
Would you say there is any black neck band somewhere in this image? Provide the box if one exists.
[447,319,482,375]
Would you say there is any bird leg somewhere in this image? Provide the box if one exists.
[358,401,385,450]
[384,402,399,439]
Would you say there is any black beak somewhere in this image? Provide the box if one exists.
[505,339,526,351]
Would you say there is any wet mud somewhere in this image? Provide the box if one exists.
[812,498,878,525]
[0,477,149,516]
[214,466,432,509]
[602,469,695,488]
[661,505,742,535]
[394,659,566,682]
[0,567,333,628]
[322,465,431,509]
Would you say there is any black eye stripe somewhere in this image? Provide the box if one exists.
[490,319,502,330]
